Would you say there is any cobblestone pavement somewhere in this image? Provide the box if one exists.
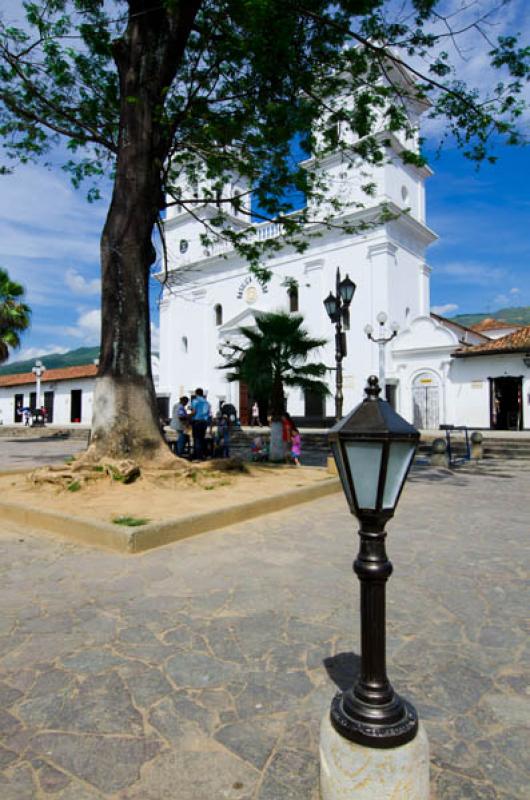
[0,437,86,470]
[0,461,528,799]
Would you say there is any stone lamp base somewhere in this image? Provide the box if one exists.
[319,711,430,800]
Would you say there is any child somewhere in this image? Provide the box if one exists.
[290,426,302,467]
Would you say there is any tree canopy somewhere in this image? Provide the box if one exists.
[0,0,528,459]
[2,1,528,255]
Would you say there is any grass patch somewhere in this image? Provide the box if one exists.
[112,515,150,527]
[67,480,81,492]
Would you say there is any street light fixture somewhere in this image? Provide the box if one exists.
[364,312,400,394]
[323,268,356,421]
[31,359,46,409]
[328,375,420,748]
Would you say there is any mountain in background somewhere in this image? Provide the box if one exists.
[449,306,530,328]
[0,346,100,375]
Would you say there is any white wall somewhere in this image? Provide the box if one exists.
[392,317,530,429]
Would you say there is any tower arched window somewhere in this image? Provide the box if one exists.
[214,304,223,326]
[288,286,299,313]
[181,336,188,353]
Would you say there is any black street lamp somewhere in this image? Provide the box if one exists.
[323,268,356,421]
[328,375,420,748]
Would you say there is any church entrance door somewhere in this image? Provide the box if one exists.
[239,382,249,425]
[412,372,440,430]
[490,376,522,430]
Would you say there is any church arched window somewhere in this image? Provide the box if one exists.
[181,336,188,353]
[214,304,223,326]
[288,286,299,313]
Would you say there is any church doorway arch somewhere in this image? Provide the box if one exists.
[412,371,440,430]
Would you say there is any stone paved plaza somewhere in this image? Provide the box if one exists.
[0,459,528,799]
[0,435,86,470]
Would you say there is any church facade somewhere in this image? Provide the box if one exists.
[157,108,530,430]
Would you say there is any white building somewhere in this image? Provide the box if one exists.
[0,354,163,427]
[157,95,530,431]
[0,364,97,426]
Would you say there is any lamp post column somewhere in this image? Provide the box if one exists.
[331,518,417,745]
[323,268,355,422]
[32,360,46,409]
[378,341,386,394]
[335,268,344,421]
[356,524,392,708]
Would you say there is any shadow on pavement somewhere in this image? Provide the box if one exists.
[323,651,361,691]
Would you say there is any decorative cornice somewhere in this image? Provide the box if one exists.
[367,241,398,261]
[304,259,324,273]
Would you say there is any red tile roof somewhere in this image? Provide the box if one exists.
[0,364,97,388]
[453,326,530,358]
[470,317,521,333]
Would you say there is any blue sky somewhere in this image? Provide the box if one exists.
[426,143,530,316]
[0,0,528,363]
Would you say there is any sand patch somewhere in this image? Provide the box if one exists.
[0,463,332,527]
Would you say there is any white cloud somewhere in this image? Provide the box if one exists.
[432,303,458,315]
[493,293,510,306]
[6,344,69,364]
[65,308,101,342]
[435,261,506,286]
[509,287,520,295]
[65,269,101,296]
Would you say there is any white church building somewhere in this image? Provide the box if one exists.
[157,88,530,431]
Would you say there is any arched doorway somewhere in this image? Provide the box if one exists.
[412,372,440,429]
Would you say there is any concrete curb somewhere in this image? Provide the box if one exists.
[0,477,341,554]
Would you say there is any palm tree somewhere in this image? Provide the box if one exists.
[221,311,329,461]
[0,268,31,363]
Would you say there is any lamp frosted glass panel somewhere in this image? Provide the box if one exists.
[383,442,415,509]
[345,442,383,509]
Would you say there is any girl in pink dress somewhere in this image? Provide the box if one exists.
[290,426,302,467]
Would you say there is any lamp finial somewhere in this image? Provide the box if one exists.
[365,375,381,400]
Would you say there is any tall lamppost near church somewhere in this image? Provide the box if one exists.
[32,359,46,408]
[323,268,356,421]
[364,311,399,395]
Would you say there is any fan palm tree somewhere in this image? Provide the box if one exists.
[221,311,329,460]
[0,268,31,364]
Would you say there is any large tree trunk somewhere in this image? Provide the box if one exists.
[88,0,201,463]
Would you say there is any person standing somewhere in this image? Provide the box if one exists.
[250,400,260,426]
[281,412,295,461]
[290,425,302,467]
[217,413,231,458]
[190,388,211,460]
[171,396,190,457]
